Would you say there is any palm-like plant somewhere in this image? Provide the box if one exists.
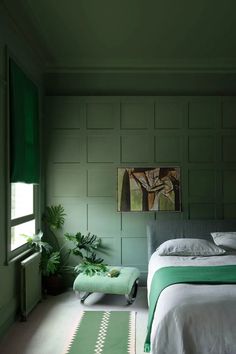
[22,230,62,277]
[65,232,108,276]
[41,251,61,277]
[74,252,108,276]
[41,204,68,274]
[43,204,66,231]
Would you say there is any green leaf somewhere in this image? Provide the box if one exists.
[43,204,66,230]
[72,249,83,257]
[41,251,61,276]
[74,258,108,276]
[21,231,52,253]
[64,231,103,258]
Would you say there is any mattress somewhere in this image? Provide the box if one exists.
[147,253,236,354]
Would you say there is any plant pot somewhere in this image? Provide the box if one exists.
[43,274,65,296]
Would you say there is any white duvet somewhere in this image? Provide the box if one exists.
[147,253,236,354]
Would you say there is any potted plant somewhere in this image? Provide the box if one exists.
[41,250,64,295]
[23,230,65,295]
[23,204,68,295]
[41,204,68,295]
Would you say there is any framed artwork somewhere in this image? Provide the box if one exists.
[117,167,181,212]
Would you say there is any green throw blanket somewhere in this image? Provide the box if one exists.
[144,265,236,353]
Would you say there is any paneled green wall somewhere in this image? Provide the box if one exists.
[45,96,236,282]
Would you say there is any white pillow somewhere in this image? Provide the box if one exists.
[211,232,236,250]
[156,238,226,256]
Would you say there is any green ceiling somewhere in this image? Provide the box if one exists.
[3,0,236,73]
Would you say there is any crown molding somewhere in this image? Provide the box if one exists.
[45,58,236,75]
[45,66,236,75]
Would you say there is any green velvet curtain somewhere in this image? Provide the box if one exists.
[9,59,40,184]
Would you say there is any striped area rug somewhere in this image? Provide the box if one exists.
[65,311,136,354]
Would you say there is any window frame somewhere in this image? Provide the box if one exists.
[6,49,40,263]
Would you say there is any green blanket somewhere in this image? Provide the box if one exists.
[144,265,236,353]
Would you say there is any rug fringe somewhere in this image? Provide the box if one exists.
[128,312,136,354]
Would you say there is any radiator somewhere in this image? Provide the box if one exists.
[20,252,42,320]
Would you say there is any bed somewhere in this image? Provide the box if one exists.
[145,220,236,354]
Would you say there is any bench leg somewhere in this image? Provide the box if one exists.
[125,278,139,305]
[80,292,93,304]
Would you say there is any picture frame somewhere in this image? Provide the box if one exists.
[117,167,181,212]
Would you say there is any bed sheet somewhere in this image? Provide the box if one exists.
[147,253,236,354]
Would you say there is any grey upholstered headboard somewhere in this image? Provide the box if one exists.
[147,220,236,259]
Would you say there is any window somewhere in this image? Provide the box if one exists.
[10,183,36,251]
[7,56,40,261]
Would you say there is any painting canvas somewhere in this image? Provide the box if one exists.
[117,167,181,212]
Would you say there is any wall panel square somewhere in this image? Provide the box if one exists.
[121,238,147,266]
[188,170,215,202]
[222,136,236,162]
[121,102,153,129]
[96,237,120,265]
[49,130,80,163]
[222,101,236,128]
[122,213,155,236]
[88,203,121,236]
[188,101,217,129]
[188,136,215,162]
[121,135,154,162]
[50,165,86,197]
[223,170,236,202]
[155,101,184,129]
[87,167,115,197]
[87,135,117,162]
[223,204,236,219]
[155,135,181,162]
[86,102,115,129]
[62,201,87,233]
[46,96,81,129]
[189,203,215,219]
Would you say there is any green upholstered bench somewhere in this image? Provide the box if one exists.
[73,266,140,304]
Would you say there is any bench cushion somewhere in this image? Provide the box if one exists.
[73,266,140,295]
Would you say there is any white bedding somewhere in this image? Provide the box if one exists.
[147,253,236,354]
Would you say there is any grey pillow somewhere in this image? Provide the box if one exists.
[156,238,226,256]
[211,232,236,250]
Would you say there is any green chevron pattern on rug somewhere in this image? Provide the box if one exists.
[65,311,136,354]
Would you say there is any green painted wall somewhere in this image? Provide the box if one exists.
[45,95,236,283]
[0,3,43,337]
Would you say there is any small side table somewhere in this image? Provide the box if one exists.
[73,266,140,304]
